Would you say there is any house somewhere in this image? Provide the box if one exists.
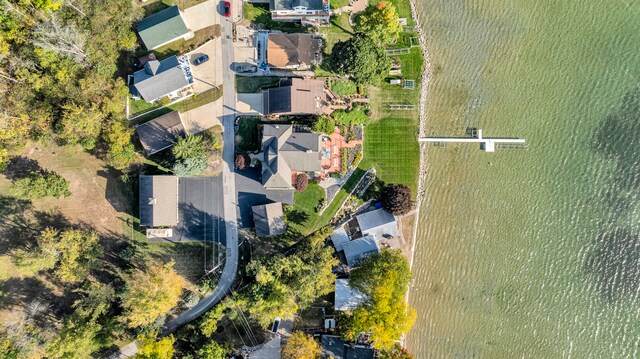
[262,78,326,115]
[137,6,192,50]
[335,279,367,311]
[267,33,322,70]
[269,0,330,26]
[133,56,194,103]
[261,124,322,190]
[321,336,375,359]
[252,202,287,237]
[342,235,379,267]
[136,110,186,155]
[355,208,399,240]
[139,175,179,227]
[330,226,350,252]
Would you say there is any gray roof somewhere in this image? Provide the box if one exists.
[136,111,185,155]
[321,336,375,359]
[335,279,367,311]
[252,203,287,237]
[261,124,321,189]
[270,0,324,11]
[139,175,179,227]
[133,56,191,102]
[342,236,379,268]
[137,6,190,49]
[330,226,350,252]
[355,208,399,239]
[263,78,325,115]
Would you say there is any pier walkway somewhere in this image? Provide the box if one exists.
[419,129,526,152]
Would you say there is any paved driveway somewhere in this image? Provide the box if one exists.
[235,167,293,228]
[236,93,264,115]
[181,101,221,135]
[189,41,220,94]
[183,0,218,31]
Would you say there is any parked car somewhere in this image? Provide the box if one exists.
[193,54,209,66]
[235,64,257,73]
[223,1,231,17]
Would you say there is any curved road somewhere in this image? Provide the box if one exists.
[162,1,240,336]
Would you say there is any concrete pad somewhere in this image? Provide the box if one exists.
[189,41,220,94]
[234,45,258,66]
[183,0,218,31]
[181,101,221,135]
[236,93,264,115]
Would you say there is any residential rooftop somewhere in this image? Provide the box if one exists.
[252,202,287,237]
[137,6,190,50]
[133,56,193,102]
[136,110,185,155]
[139,175,179,227]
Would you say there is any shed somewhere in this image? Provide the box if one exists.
[334,279,367,311]
[342,235,379,268]
[136,111,185,155]
[139,175,179,227]
[355,208,399,240]
[252,202,287,237]
[137,6,190,50]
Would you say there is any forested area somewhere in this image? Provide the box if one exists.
[0,0,139,171]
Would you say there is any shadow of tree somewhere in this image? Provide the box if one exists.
[1,156,42,180]
[284,208,309,225]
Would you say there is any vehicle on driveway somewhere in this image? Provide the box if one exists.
[223,1,231,17]
[193,54,209,66]
[235,64,258,73]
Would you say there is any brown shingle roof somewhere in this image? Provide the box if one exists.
[267,33,321,69]
[263,78,326,115]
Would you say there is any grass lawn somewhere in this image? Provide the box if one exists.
[147,241,212,285]
[360,118,419,194]
[235,117,261,152]
[138,0,208,15]
[330,0,350,9]
[131,86,223,125]
[236,76,282,93]
[331,79,357,96]
[154,25,220,59]
[130,97,160,117]
[293,182,325,214]
[243,3,308,33]
[319,13,354,56]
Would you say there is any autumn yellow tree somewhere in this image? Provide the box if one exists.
[282,331,320,359]
[120,261,186,328]
[136,334,175,359]
[354,1,402,45]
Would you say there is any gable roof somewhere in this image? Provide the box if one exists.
[261,124,321,189]
[267,33,321,68]
[263,78,325,115]
[137,6,190,49]
[270,0,324,10]
[321,336,375,359]
[342,235,379,268]
[356,209,399,239]
[139,175,179,227]
[330,226,350,252]
[133,56,192,102]
[136,111,185,155]
[252,203,287,237]
[335,279,368,311]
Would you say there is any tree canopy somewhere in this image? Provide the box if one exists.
[172,135,209,176]
[340,250,416,349]
[329,33,392,84]
[312,116,336,134]
[381,184,413,215]
[120,261,186,328]
[355,1,402,45]
[282,331,321,359]
[9,171,71,199]
[136,334,175,359]
[197,341,227,359]
[46,316,102,358]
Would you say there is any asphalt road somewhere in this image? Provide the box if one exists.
[161,2,240,336]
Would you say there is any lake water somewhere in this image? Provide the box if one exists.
[407,1,640,357]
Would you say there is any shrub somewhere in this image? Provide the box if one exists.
[381,184,413,215]
[295,173,309,192]
[340,148,349,174]
[353,150,362,164]
[9,171,71,199]
[312,116,336,134]
[172,156,208,176]
[235,153,250,170]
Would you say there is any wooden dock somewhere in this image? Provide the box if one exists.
[419,129,526,153]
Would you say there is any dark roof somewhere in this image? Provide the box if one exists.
[137,6,190,49]
[321,336,375,359]
[270,0,324,11]
[139,175,179,227]
[252,203,287,237]
[133,56,191,102]
[263,78,325,115]
[136,111,185,155]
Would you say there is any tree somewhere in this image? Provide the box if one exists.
[282,331,320,359]
[312,116,335,134]
[73,281,115,320]
[9,171,71,199]
[120,261,186,328]
[379,343,414,359]
[355,1,402,45]
[104,119,136,172]
[197,341,226,359]
[33,15,87,64]
[57,102,104,148]
[340,250,416,349]
[381,184,413,215]
[136,334,175,359]
[173,135,207,162]
[329,34,392,84]
[295,173,308,192]
[46,316,102,358]
[200,304,227,337]
[235,153,250,170]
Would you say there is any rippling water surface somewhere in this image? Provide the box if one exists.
[408,1,640,357]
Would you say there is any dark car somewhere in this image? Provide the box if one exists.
[223,1,231,17]
[193,54,209,66]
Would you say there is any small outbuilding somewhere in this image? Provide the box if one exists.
[139,175,179,227]
[252,202,287,237]
[342,235,379,268]
[334,279,367,311]
[321,335,375,359]
[135,110,186,155]
[137,6,191,50]
[355,208,399,240]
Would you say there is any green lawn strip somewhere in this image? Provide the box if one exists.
[138,0,208,14]
[330,80,357,96]
[360,118,419,194]
[293,182,325,214]
[153,25,219,60]
[330,0,350,9]
[319,13,354,55]
[130,97,160,117]
[243,3,309,33]
[235,117,261,152]
[131,87,223,125]
[236,76,282,93]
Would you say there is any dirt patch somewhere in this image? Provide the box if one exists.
[8,142,130,236]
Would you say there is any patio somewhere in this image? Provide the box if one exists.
[321,127,363,174]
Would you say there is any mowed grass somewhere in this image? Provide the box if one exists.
[147,241,212,285]
[361,118,419,194]
[236,76,282,93]
[293,182,325,214]
[243,3,308,33]
[319,13,354,56]
[131,86,223,124]
[235,117,261,152]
